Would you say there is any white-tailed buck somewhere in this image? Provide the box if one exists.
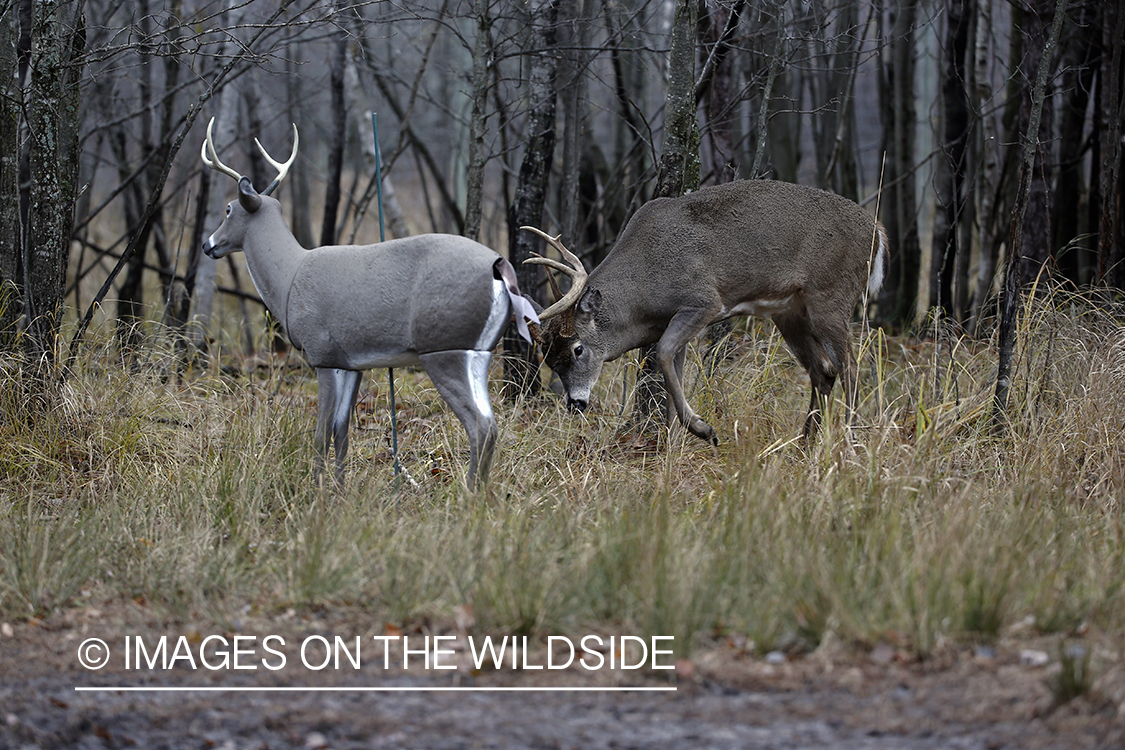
[523,179,887,443]
[202,118,537,489]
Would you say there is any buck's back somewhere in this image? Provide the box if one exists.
[597,180,879,316]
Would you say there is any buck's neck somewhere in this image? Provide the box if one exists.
[593,280,673,361]
[240,205,309,331]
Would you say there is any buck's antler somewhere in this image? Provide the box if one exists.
[201,117,242,182]
[256,124,298,196]
[520,226,588,321]
[201,117,298,197]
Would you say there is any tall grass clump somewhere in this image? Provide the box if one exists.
[1,293,1123,668]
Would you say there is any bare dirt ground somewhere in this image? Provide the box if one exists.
[2,606,1123,750]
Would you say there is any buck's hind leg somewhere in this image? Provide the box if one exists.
[420,350,497,491]
[315,368,363,485]
[773,314,850,440]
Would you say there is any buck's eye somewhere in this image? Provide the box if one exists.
[573,345,584,358]
[225,203,233,216]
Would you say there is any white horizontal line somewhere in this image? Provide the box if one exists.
[75,686,677,693]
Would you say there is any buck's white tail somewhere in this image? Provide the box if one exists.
[867,226,888,295]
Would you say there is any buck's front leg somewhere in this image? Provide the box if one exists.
[656,307,720,445]
[314,368,363,485]
[419,350,497,491]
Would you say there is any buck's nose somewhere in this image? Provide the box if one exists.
[566,396,588,413]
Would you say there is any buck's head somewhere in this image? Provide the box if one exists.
[521,227,606,412]
[201,117,298,260]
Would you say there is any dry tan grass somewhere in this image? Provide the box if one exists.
[1,290,1123,685]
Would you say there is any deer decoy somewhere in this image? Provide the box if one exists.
[202,118,538,490]
[522,179,888,444]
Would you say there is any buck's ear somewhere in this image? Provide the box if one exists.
[577,288,601,318]
[238,176,262,213]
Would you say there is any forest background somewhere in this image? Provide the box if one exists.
[2,0,1121,367]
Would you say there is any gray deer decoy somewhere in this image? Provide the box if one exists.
[201,118,538,489]
[522,179,888,443]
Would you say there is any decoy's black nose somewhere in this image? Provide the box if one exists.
[566,396,588,413]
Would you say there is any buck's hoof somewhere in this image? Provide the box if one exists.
[689,419,719,446]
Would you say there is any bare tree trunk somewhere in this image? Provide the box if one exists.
[464,0,492,242]
[320,16,349,247]
[967,0,1004,334]
[285,39,315,251]
[749,3,786,180]
[1015,0,1056,289]
[928,0,970,323]
[953,0,980,323]
[876,0,921,327]
[1097,0,1124,287]
[633,0,699,426]
[764,2,814,184]
[993,0,1069,430]
[1053,0,1098,285]
[0,1,21,351]
[698,0,743,363]
[503,0,559,401]
[558,0,590,254]
[23,0,85,371]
